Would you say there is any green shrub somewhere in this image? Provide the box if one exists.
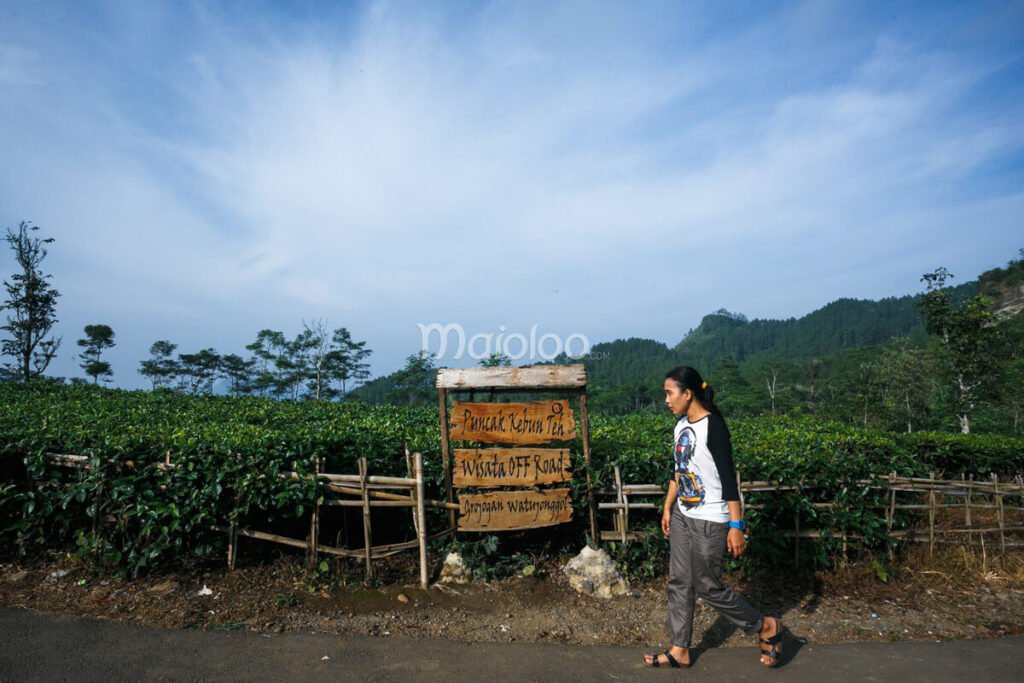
[2,383,1022,575]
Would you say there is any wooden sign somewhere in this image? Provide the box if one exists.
[449,400,576,444]
[453,448,571,488]
[458,488,573,531]
[437,365,587,389]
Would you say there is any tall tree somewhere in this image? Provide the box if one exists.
[1,222,61,382]
[296,319,331,400]
[917,267,1002,434]
[324,327,372,397]
[177,348,221,395]
[220,353,255,396]
[139,340,179,389]
[77,324,115,384]
[245,329,288,397]
[877,339,934,433]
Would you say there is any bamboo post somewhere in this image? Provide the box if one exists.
[886,472,897,562]
[91,464,104,549]
[993,473,1006,556]
[407,445,419,539]
[227,521,238,571]
[622,483,631,542]
[359,458,373,581]
[415,452,428,589]
[736,470,745,519]
[308,458,321,569]
[614,466,626,543]
[928,472,936,558]
[438,388,455,533]
[580,389,597,546]
[964,473,973,551]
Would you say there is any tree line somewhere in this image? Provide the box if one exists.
[2,219,1021,432]
[0,222,371,399]
[138,322,371,399]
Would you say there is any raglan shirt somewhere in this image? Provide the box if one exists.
[672,413,739,523]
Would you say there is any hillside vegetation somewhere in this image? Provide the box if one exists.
[2,382,1022,575]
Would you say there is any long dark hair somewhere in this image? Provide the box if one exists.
[665,365,725,420]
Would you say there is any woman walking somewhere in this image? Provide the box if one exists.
[643,365,784,669]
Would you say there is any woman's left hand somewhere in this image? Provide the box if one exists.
[727,528,747,558]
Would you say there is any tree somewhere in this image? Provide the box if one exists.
[479,353,512,367]
[998,358,1024,435]
[712,355,759,417]
[139,340,179,389]
[917,267,1003,434]
[1,222,61,382]
[877,339,934,433]
[177,348,221,395]
[77,324,115,384]
[220,353,255,396]
[763,365,784,416]
[324,327,372,397]
[789,358,825,414]
[295,320,331,400]
[246,329,289,397]
[387,350,436,405]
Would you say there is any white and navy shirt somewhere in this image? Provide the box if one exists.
[672,413,739,523]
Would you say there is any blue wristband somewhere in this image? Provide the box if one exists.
[728,520,747,531]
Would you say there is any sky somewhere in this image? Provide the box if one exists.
[1,0,1022,389]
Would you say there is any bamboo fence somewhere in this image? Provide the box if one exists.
[35,452,1024,575]
[39,450,458,589]
[598,467,1024,563]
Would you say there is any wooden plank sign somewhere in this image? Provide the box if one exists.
[437,364,587,389]
[453,448,571,488]
[449,400,576,444]
[458,488,573,531]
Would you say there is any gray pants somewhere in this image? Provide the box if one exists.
[668,505,763,647]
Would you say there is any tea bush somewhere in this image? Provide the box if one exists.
[2,383,1022,575]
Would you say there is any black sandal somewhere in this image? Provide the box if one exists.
[759,617,785,667]
[644,649,685,668]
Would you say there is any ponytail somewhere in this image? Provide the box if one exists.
[665,365,725,420]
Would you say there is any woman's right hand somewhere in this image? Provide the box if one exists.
[661,508,672,537]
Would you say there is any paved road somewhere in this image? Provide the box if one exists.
[1,607,1023,682]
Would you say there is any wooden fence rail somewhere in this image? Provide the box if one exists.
[598,467,1024,562]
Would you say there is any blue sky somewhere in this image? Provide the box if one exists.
[1,0,1022,389]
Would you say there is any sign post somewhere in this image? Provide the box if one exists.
[435,364,595,540]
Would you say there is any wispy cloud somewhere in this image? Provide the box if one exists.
[0,1,1021,385]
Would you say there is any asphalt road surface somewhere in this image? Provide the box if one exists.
[2,607,1023,682]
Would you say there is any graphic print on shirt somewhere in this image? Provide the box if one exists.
[674,425,705,508]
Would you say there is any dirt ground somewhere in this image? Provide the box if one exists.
[2,548,1023,651]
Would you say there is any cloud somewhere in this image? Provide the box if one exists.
[0,1,1022,385]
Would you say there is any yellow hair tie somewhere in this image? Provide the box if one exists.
[701,381,707,390]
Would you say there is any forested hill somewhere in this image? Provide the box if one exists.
[674,296,926,369]
[576,280,979,410]
[584,301,918,398]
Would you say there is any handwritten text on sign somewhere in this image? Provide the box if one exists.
[449,400,576,444]
[458,488,573,531]
[453,448,571,488]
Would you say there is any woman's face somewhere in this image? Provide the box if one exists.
[664,378,692,417]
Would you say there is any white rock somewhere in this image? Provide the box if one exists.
[438,552,472,584]
[562,546,629,599]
